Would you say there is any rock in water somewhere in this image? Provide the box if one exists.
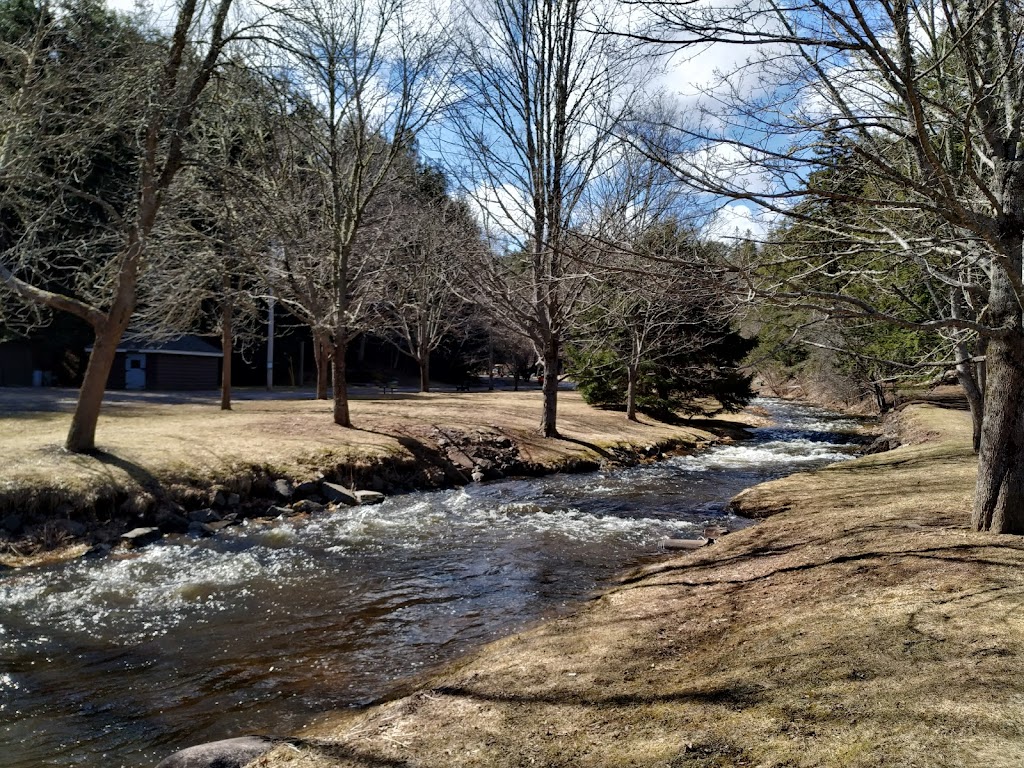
[119,527,162,548]
[354,490,386,505]
[321,482,359,506]
[154,735,278,768]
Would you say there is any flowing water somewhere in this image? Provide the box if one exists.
[0,399,865,768]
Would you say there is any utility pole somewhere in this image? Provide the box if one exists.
[266,289,275,391]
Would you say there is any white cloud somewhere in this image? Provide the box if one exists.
[704,202,775,242]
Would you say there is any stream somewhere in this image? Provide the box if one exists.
[0,398,865,768]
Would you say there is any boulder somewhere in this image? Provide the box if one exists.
[188,522,218,537]
[189,509,221,524]
[84,543,112,559]
[267,505,296,518]
[155,509,190,534]
[120,527,162,548]
[154,735,279,768]
[272,479,294,501]
[291,499,326,515]
[321,482,359,506]
[204,520,238,533]
[292,480,321,500]
[226,493,241,508]
[354,490,386,505]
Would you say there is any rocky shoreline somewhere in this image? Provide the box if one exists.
[0,424,723,568]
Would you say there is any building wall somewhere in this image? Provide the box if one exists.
[0,342,33,386]
[148,355,219,390]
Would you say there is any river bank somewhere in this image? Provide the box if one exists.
[0,390,762,566]
[239,399,1024,768]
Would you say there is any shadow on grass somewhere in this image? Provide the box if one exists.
[430,682,766,710]
[615,541,1024,592]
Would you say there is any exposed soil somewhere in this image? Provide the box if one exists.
[244,401,1024,768]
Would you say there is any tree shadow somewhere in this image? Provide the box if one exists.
[430,682,766,710]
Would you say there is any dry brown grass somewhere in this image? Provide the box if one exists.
[248,402,1024,768]
[0,390,740,520]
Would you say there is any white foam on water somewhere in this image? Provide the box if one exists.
[0,543,294,641]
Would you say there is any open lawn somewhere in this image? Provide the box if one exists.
[0,388,745,531]
[247,402,1024,768]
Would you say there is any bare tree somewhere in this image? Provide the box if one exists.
[0,0,246,451]
[376,173,481,391]
[632,0,1024,533]
[451,0,645,437]
[260,0,449,426]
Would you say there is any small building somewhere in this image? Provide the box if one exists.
[90,336,223,391]
[0,341,34,386]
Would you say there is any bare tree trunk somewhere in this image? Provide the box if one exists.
[626,363,639,422]
[314,331,330,400]
[418,334,430,392]
[66,323,124,452]
[220,278,233,411]
[332,339,351,427]
[541,335,559,437]
[973,265,1024,533]
[955,343,984,453]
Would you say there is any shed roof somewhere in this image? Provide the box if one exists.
[88,335,224,358]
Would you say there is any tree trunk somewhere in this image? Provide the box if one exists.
[540,335,559,438]
[314,332,330,400]
[220,288,233,411]
[66,321,123,452]
[418,335,430,393]
[332,339,351,427]
[955,345,983,453]
[972,331,1024,532]
[626,363,639,422]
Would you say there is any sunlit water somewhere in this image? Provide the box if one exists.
[0,399,865,767]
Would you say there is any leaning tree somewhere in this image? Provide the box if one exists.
[0,0,246,451]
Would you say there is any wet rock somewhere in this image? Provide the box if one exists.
[154,735,279,768]
[84,543,111,559]
[189,508,221,524]
[293,480,321,500]
[291,499,326,515]
[210,488,228,508]
[267,505,295,518]
[155,509,190,535]
[120,527,162,548]
[703,525,730,539]
[272,479,294,501]
[188,521,215,538]
[354,490,385,505]
[321,482,359,506]
[226,493,241,508]
[204,520,238,532]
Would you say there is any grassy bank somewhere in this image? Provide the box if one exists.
[0,389,752,562]
[247,401,1024,768]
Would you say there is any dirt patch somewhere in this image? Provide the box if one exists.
[244,403,1024,768]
